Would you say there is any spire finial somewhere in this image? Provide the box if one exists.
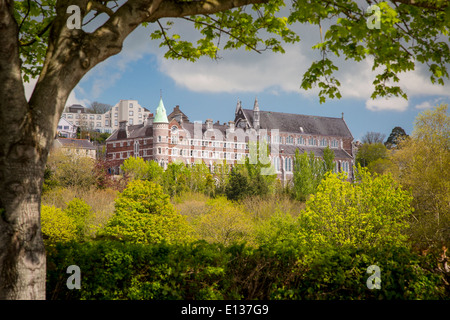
[254,96,259,110]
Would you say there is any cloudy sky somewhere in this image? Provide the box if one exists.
[26,5,450,142]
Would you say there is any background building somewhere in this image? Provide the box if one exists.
[61,100,151,134]
[52,138,97,159]
[57,117,77,138]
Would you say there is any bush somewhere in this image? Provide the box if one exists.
[192,197,255,246]
[46,241,446,300]
[100,180,194,244]
[41,205,77,246]
[64,198,92,240]
[298,169,413,249]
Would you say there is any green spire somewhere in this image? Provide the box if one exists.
[154,98,168,123]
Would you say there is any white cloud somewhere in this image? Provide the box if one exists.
[365,97,409,112]
[415,97,448,109]
[415,101,433,110]
[158,44,309,94]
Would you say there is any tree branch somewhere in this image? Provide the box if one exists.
[391,0,448,11]
[19,19,54,47]
[87,0,115,16]
[182,16,263,54]
[148,0,270,21]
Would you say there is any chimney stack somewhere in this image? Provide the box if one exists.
[206,119,213,130]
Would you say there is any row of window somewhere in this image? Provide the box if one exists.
[57,125,72,130]
[64,112,145,127]
[271,135,341,148]
[157,135,341,149]
[64,114,103,120]
[273,158,350,173]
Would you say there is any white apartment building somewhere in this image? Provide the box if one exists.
[107,100,151,131]
[61,100,151,134]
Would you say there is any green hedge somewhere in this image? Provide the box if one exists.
[46,240,445,300]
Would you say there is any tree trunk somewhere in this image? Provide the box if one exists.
[0,152,47,300]
[0,0,49,300]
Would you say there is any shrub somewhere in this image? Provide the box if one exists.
[192,197,255,246]
[298,169,413,249]
[46,241,446,300]
[100,180,194,244]
[64,198,93,241]
[41,205,77,246]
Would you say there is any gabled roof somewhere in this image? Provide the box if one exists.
[58,117,74,126]
[168,105,189,123]
[55,138,96,149]
[181,121,229,139]
[107,123,154,141]
[241,109,353,138]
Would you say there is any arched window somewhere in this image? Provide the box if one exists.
[134,141,139,155]
[285,157,292,172]
[274,157,280,172]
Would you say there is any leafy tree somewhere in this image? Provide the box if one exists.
[40,205,77,246]
[147,159,165,184]
[225,155,276,201]
[388,104,450,252]
[254,210,300,248]
[385,126,408,149]
[292,150,327,201]
[162,162,189,197]
[185,162,214,195]
[42,165,58,193]
[121,156,152,181]
[64,198,93,241]
[225,166,250,201]
[322,146,335,173]
[298,168,413,250]
[192,197,255,246]
[3,0,450,299]
[212,161,230,195]
[355,142,388,169]
[47,148,96,190]
[101,180,194,244]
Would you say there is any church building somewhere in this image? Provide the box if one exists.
[105,98,355,182]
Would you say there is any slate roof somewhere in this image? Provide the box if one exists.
[242,109,353,138]
[55,138,96,149]
[181,122,229,139]
[67,104,87,113]
[108,124,154,141]
[168,105,189,123]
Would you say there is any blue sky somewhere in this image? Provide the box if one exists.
[26,16,449,142]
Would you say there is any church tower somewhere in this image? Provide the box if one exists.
[235,98,242,116]
[253,97,260,130]
[153,97,169,169]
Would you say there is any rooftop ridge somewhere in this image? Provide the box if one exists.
[242,108,344,120]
